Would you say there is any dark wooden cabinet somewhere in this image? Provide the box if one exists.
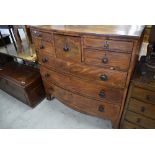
[120,64,155,129]
[0,62,45,107]
[30,25,144,128]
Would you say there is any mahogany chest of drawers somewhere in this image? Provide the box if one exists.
[30,25,144,128]
[120,64,155,128]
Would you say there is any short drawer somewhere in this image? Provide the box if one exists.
[34,40,56,57]
[36,41,56,57]
[84,49,131,71]
[125,111,155,128]
[83,37,133,53]
[128,98,155,120]
[121,120,143,129]
[54,34,81,62]
[38,52,127,88]
[31,29,53,42]
[40,66,123,104]
[131,87,155,105]
[43,80,120,124]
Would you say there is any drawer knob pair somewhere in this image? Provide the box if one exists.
[42,57,48,63]
[98,105,105,112]
[102,57,108,64]
[100,74,108,81]
[98,90,105,98]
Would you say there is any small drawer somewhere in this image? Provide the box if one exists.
[83,37,133,53]
[131,87,155,105]
[32,37,56,57]
[125,111,155,129]
[54,34,81,62]
[84,49,131,71]
[43,80,120,124]
[31,29,53,42]
[40,66,123,105]
[128,98,155,120]
[121,120,143,129]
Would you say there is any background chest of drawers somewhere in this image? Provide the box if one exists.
[120,64,155,128]
[30,25,144,128]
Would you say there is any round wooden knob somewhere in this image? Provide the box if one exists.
[63,47,69,52]
[98,90,105,98]
[102,57,108,64]
[136,118,141,123]
[98,105,105,112]
[40,44,44,49]
[100,74,108,81]
[141,106,145,112]
[42,57,48,63]
[146,95,150,101]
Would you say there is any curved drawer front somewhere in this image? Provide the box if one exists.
[40,66,123,104]
[84,49,131,71]
[43,81,120,122]
[83,37,133,53]
[38,52,127,88]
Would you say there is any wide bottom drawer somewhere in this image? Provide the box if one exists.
[121,120,143,129]
[43,80,120,126]
[125,111,155,129]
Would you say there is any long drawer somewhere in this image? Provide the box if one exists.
[84,49,131,71]
[131,86,155,105]
[128,98,155,120]
[38,52,127,88]
[125,111,155,128]
[40,66,123,104]
[83,37,133,53]
[43,80,120,122]
[121,120,143,129]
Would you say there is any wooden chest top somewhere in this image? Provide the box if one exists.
[30,25,145,38]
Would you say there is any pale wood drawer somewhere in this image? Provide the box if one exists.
[131,87,155,105]
[128,98,155,120]
[121,120,143,129]
[83,37,133,53]
[125,111,155,128]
